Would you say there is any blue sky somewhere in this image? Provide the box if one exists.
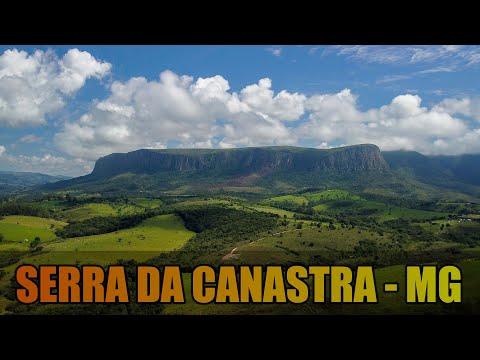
[1,45,480,176]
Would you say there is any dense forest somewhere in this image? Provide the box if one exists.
[0,202,50,218]
[178,206,278,252]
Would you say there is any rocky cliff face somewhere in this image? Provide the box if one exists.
[90,144,389,178]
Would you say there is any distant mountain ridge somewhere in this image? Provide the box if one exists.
[91,145,388,178]
[0,171,71,194]
[383,150,480,187]
[40,145,480,200]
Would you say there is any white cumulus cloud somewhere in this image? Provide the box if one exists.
[434,97,480,121]
[240,78,306,121]
[299,89,469,154]
[0,149,93,176]
[0,48,111,127]
[55,71,303,161]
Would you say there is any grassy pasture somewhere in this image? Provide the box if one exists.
[247,205,297,219]
[46,214,193,253]
[0,214,195,291]
[314,199,447,221]
[0,216,67,243]
[129,197,162,208]
[58,202,156,221]
[263,195,308,206]
[232,225,389,264]
[173,199,231,209]
[305,190,363,202]
[59,203,117,221]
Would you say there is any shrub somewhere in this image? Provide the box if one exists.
[29,237,41,248]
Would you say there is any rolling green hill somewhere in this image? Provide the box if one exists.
[304,190,363,202]
[383,150,480,192]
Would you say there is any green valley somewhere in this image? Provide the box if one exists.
[1,145,479,315]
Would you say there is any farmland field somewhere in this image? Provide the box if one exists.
[46,214,193,252]
[0,215,66,243]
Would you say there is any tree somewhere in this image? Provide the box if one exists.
[30,236,41,248]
